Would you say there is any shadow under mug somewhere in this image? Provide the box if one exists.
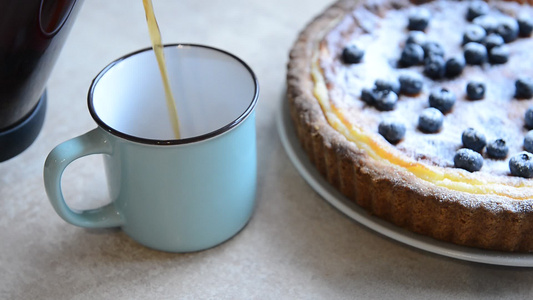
[44,44,259,252]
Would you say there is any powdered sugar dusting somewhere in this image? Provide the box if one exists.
[322,0,533,176]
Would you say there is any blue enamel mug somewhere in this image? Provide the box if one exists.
[44,44,259,252]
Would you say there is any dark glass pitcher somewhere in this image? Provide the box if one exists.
[0,0,83,161]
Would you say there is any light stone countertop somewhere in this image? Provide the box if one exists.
[2,0,533,299]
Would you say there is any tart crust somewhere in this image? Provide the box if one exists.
[287,0,533,252]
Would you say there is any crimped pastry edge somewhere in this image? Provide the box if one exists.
[286,0,533,252]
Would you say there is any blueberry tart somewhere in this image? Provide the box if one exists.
[287,0,533,252]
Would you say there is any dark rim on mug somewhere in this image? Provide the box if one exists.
[87,43,259,146]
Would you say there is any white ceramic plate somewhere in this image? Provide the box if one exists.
[277,97,533,267]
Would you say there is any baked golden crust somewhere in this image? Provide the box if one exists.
[287,0,533,252]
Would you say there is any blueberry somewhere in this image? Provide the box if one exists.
[399,73,423,95]
[422,41,445,58]
[467,1,489,22]
[378,120,406,144]
[424,55,446,79]
[374,90,398,111]
[463,24,487,45]
[408,8,431,31]
[483,33,504,50]
[374,79,400,95]
[509,152,533,178]
[464,42,488,65]
[525,106,533,129]
[361,87,398,111]
[445,56,466,77]
[524,130,533,153]
[496,17,519,43]
[473,15,499,34]
[399,43,425,67]
[361,88,377,105]
[488,45,509,64]
[428,88,456,113]
[517,15,533,37]
[342,44,364,64]
[406,31,427,46]
[486,139,509,159]
[454,148,483,172]
[418,107,444,133]
[462,128,487,152]
[515,77,533,99]
[466,81,486,100]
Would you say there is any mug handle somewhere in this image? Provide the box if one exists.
[43,128,124,228]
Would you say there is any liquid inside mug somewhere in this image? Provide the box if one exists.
[44,44,259,252]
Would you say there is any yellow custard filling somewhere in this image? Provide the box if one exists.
[311,53,533,200]
[304,0,533,200]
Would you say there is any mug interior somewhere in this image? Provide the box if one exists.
[89,44,258,144]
